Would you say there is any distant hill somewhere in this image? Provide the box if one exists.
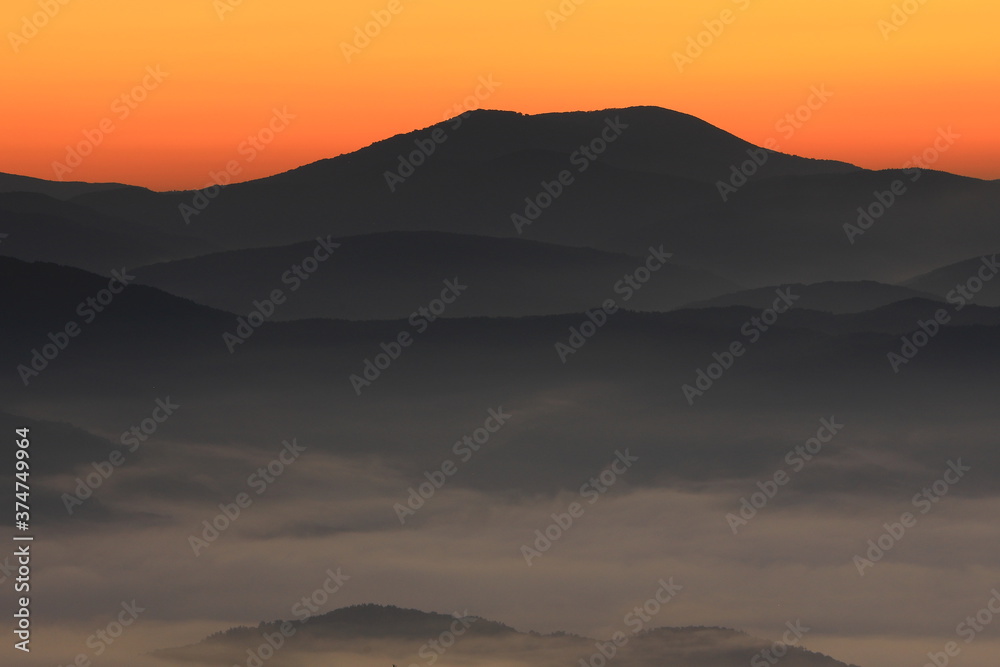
[0,171,136,199]
[0,107,995,288]
[901,253,1000,307]
[684,281,943,314]
[133,231,740,320]
[154,603,860,667]
[5,257,1000,506]
[49,106,995,288]
[339,106,860,182]
[0,191,217,272]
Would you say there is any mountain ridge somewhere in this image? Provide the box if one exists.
[154,603,861,667]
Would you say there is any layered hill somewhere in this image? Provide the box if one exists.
[153,604,859,667]
[132,231,738,319]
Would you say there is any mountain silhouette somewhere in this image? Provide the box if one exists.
[0,191,216,272]
[682,280,943,314]
[901,252,1000,306]
[0,106,986,289]
[154,604,859,667]
[132,231,738,320]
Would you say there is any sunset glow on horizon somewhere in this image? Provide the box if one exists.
[1,0,998,190]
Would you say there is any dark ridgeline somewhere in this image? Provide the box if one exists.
[153,604,860,667]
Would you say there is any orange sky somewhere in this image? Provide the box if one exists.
[1,0,997,190]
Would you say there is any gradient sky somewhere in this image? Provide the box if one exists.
[2,0,998,189]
